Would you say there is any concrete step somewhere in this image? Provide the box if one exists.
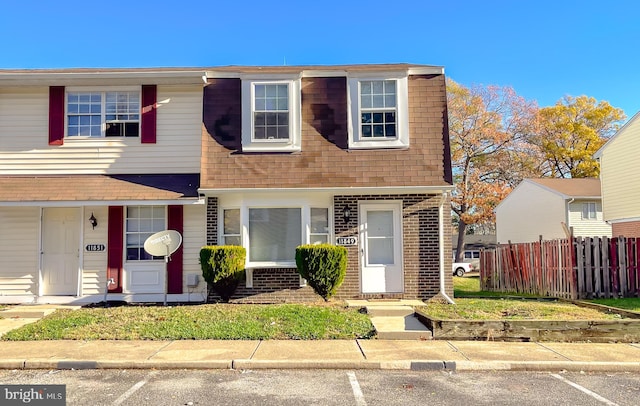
[0,304,78,319]
[370,313,433,340]
[366,305,415,317]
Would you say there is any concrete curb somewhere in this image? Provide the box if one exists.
[232,360,382,370]
[454,361,640,372]
[18,359,234,370]
[3,358,639,372]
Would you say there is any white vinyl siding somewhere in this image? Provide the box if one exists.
[0,207,39,296]
[0,85,202,174]
[496,181,567,243]
[182,204,206,292]
[598,117,640,222]
[568,200,612,238]
[81,206,109,295]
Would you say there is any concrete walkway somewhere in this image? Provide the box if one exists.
[0,339,640,372]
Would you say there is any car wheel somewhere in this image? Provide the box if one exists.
[454,268,464,277]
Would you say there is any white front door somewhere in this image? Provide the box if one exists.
[42,208,80,295]
[360,202,403,294]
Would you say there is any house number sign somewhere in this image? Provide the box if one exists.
[85,244,106,252]
[336,237,357,246]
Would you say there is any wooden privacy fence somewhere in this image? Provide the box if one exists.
[480,236,640,299]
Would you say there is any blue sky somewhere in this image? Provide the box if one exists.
[2,0,639,118]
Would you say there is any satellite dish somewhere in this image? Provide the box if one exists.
[144,230,183,306]
[144,230,183,259]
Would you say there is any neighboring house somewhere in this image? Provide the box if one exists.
[495,178,611,244]
[201,64,454,302]
[594,112,640,237]
[0,68,207,304]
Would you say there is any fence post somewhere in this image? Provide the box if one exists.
[593,236,601,298]
[611,238,619,298]
[602,236,610,298]
[619,236,628,297]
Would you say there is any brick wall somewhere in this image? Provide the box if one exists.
[207,268,319,303]
[206,197,218,245]
[204,193,452,303]
[613,221,640,238]
[334,194,452,300]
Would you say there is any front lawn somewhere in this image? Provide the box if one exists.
[449,275,635,320]
[454,275,542,298]
[589,298,640,313]
[421,298,624,320]
[1,304,375,341]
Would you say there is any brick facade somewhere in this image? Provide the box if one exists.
[613,221,640,238]
[205,194,453,302]
[334,194,452,300]
[206,197,218,245]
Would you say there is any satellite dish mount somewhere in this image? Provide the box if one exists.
[144,230,183,305]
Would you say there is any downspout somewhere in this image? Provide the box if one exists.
[439,192,455,304]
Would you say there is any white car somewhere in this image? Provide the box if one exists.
[452,262,474,277]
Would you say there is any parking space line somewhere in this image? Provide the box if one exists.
[347,371,367,406]
[112,371,157,406]
[550,373,619,406]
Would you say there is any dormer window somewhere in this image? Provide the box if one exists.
[254,84,289,141]
[241,78,301,152]
[348,75,409,149]
[360,80,397,139]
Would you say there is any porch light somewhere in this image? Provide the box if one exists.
[342,206,351,223]
[89,213,98,229]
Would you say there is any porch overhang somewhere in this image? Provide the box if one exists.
[0,174,203,206]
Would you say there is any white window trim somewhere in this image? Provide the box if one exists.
[219,202,333,269]
[221,207,241,246]
[241,78,301,152]
[65,86,142,139]
[124,205,167,262]
[582,202,597,220]
[347,74,409,150]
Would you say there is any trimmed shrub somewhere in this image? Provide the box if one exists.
[199,246,246,302]
[295,244,347,301]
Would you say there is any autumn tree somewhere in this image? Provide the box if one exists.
[531,95,625,178]
[447,79,538,261]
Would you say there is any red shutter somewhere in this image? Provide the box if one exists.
[141,85,157,143]
[107,206,124,293]
[48,86,65,145]
[167,205,184,294]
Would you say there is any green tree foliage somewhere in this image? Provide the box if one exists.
[199,246,246,302]
[531,95,625,178]
[295,244,347,301]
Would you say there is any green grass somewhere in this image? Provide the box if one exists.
[445,276,629,320]
[456,276,640,314]
[454,275,542,298]
[1,304,375,341]
[420,298,625,320]
[589,298,640,312]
